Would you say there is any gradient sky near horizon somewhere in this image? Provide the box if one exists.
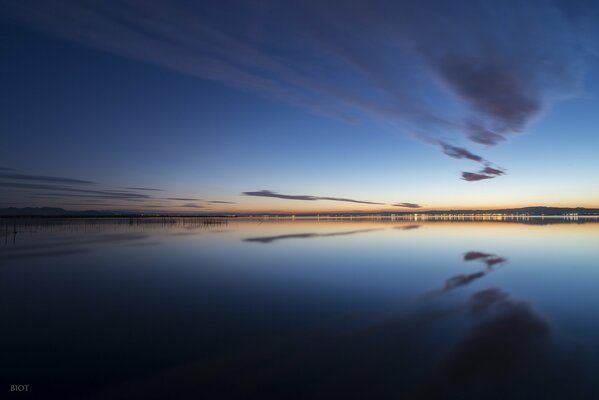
[1,0,598,214]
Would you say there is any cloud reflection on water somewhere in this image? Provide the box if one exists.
[91,249,597,400]
[244,228,383,244]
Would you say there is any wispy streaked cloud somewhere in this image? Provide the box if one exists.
[0,172,94,184]
[126,187,164,191]
[181,203,204,208]
[0,169,226,211]
[164,197,203,201]
[439,142,485,163]
[243,190,385,205]
[1,0,592,180]
[0,182,151,199]
[393,203,422,209]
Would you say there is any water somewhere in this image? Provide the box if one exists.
[1,217,599,399]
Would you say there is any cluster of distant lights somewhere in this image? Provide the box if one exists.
[243,213,583,220]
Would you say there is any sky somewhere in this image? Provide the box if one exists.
[0,0,598,214]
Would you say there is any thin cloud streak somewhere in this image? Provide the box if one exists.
[164,197,203,201]
[205,200,237,204]
[393,202,423,209]
[126,187,164,191]
[0,172,94,184]
[439,142,484,163]
[0,182,151,199]
[243,190,385,205]
[181,203,204,208]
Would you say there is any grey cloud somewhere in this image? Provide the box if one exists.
[465,121,506,146]
[318,196,385,205]
[439,142,484,163]
[437,58,541,135]
[205,200,237,204]
[0,182,151,199]
[436,141,506,181]
[126,187,164,191]
[461,172,495,181]
[181,203,204,208]
[393,202,422,209]
[243,190,385,205]
[165,197,203,201]
[0,172,94,184]
[480,166,505,176]
[243,190,316,201]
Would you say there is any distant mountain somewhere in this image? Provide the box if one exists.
[0,207,131,216]
[420,206,599,216]
[0,206,597,217]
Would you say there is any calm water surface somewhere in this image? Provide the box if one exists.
[1,218,599,399]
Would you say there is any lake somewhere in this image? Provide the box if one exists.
[1,217,599,399]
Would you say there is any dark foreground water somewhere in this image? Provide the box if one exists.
[1,217,599,399]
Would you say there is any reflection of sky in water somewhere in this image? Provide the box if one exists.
[1,219,599,399]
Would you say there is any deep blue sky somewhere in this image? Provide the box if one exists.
[1,0,598,213]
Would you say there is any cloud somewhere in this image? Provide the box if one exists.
[205,200,237,204]
[439,142,485,163]
[126,187,164,191]
[0,168,229,211]
[464,121,507,146]
[461,172,495,181]
[243,190,385,205]
[0,182,152,199]
[181,203,204,208]
[242,190,317,201]
[165,197,203,201]
[393,202,423,209]
[461,165,505,182]
[436,141,507,182]
[0,172,94,184]
[2,0,591,180]
[480,166,505,176]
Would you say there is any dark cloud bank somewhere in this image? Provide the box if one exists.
[0,168,232,210]
[2,0,595,181]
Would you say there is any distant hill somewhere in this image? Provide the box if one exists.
[1,206,597,217]
[0,207,132,216]
[421,206,599,216]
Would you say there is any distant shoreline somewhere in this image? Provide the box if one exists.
[1,206,599,218]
